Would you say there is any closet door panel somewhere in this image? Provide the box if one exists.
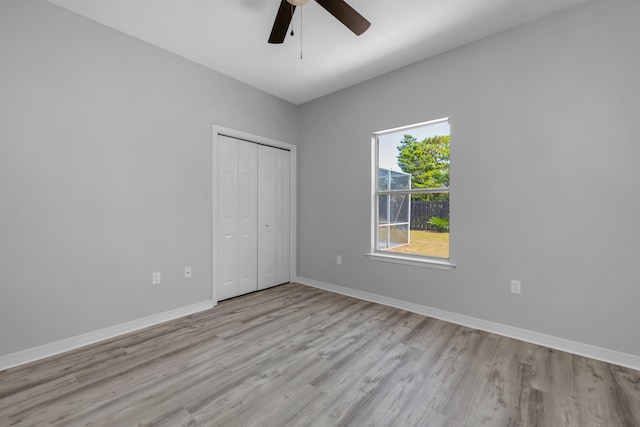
[237,140,258,296]
[258,145,290,290]
[217,136,239,300]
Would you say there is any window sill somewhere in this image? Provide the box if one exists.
[365,252,456,270]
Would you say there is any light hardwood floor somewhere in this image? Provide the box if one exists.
[1,283,639,426]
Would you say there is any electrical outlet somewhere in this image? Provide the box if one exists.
[152,272,161,285]
[185,266,192,279]
[336,255,342,265]
[510,280,521,295]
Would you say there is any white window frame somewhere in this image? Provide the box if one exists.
[366,118,456,270]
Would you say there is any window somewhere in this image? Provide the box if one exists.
[369,118,454,269]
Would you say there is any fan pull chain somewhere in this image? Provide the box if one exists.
[299,6,303,60]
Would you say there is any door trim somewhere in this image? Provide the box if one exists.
[211,125,297,305]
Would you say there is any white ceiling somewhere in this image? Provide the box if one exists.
[45,0,591,105]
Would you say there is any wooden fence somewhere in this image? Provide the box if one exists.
[411,200,450,231]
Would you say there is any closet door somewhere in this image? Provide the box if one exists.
[217,136,257,300]
[258,144,290,290]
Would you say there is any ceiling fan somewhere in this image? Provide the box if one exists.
[268,0,371,44]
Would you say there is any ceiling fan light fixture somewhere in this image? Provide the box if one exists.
[287,0,310,5]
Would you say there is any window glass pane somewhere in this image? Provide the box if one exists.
[377,121,450,191]
[389,194,409,224]
[388,192,449,258]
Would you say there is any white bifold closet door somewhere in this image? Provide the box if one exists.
[217,135,289,301]
[257,143,290,290]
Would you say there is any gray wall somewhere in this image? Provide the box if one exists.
[298,0,640,357]
[0,0,298,356]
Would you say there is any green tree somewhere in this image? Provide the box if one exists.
[396,134,450,189]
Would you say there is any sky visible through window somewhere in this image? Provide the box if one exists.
[378,121,450,171]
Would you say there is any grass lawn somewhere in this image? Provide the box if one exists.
[388,230,449,258]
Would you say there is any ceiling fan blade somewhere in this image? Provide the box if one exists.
[269,0,296,44]
[315,0,371,36]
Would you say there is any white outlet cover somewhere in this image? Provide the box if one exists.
[152,272,161,285]
[185,267,192,279]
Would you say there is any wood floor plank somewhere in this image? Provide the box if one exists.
[1,283,639,427]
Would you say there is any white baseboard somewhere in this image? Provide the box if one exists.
[0,300,214,371]
[297,277,640,372]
